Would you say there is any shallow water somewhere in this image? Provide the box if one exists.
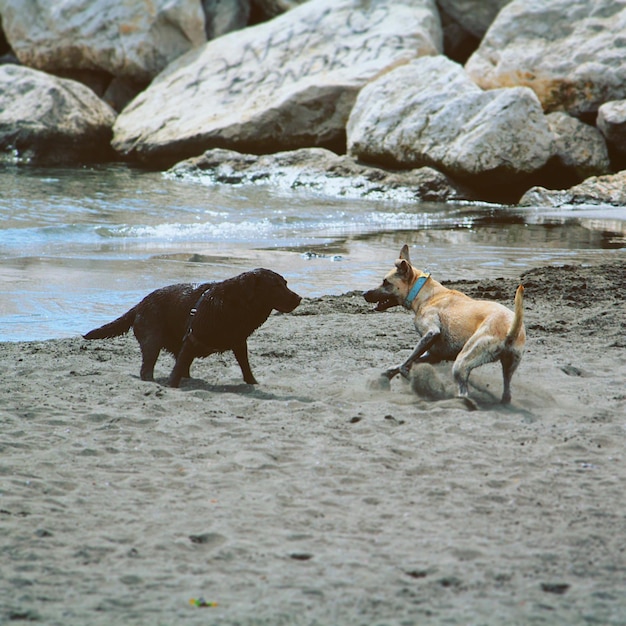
[1,163,624,341]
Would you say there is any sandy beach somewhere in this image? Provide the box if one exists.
[1,260,624,625]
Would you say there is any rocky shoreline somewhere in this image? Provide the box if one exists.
[2,0,626,205]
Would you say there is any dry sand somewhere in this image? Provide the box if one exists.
[1,261,625,625]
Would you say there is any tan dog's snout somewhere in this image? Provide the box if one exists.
[363,284,401,312]
[363,263,411,311]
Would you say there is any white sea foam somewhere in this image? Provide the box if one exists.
[99,219,275,241]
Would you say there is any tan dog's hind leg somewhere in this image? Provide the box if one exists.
[453,331,522,404]
[500,351,522,404]
[451,331,502,400]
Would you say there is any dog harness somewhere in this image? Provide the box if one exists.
[182,288,218,352]
[405,273,430,308]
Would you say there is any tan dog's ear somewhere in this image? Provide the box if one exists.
[399,244,411,263]
[395,259,413,278]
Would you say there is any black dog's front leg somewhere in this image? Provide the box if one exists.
[385,330,439,380]
[232,340,257,384]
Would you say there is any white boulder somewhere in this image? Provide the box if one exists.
[465,0,626,116]
[597,100,626,155]
[546,112,610,181]
[0,65,116,164]
[520,171,626,207]
[169,147,474,202]
[347,55,554,184]
[112,0,442,165]
[0,0,207,82]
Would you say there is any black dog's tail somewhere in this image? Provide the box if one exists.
[83,307,136,340]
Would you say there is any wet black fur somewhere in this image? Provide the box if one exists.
[83,269,301,387]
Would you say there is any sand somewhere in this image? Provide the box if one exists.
[1,261,625,625]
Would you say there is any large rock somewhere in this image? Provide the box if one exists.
[520,171,626,207]
[168,147,474,202]
[0,65,116,165]
[437,0,512,37]
[546,112,610,182]
[597,100,626,154]
[465,0,626,116]
[0,0,207,82]
[112,0,442,166]
[347,55,554,185]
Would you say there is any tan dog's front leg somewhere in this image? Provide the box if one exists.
[385,330,439,380]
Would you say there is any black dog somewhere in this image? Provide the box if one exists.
[83,269,301,387]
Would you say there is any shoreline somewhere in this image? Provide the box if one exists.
[1,261,625,625]
[2,235,624,343]
[2,161,625,343]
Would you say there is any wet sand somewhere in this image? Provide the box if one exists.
[1,261,625,625]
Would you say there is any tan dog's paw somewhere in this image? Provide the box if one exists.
[384,366,401,380]
[457,396,479,411]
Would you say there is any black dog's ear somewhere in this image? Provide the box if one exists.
[399,244,411,263]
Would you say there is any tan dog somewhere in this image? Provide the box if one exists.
[364,245,525,404]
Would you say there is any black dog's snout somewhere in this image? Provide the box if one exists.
[290,293,303,309]
[277,289,302,313]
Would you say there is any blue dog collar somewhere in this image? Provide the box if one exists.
[405,273,430,308]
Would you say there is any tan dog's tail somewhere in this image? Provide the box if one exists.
[505,285,524,346]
